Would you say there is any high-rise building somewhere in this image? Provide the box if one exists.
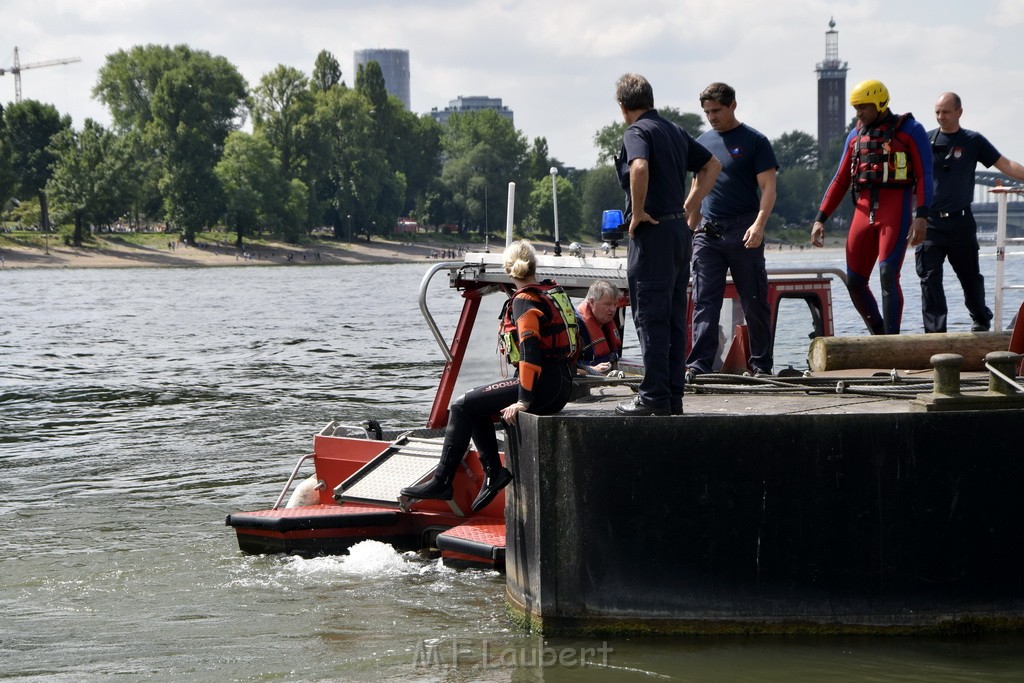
[815,18,849,162]
[429,96,514,125]
[354,48,410,110]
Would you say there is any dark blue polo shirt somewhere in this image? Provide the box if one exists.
[697,123,778,220]
[617,109,713,219]
[929,127,1001,212]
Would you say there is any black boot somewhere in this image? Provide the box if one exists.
[471,444,513,513]
[402,403,474,500]
[471,466,513,513]
[401,445,463,500]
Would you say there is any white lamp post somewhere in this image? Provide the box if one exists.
[549,166,561,256]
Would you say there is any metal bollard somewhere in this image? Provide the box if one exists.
[984,351,1024,396]
[930,353,964,397]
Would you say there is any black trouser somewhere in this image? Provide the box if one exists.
[687,213,773,373]
[915,210,991,333]
[443,363,573,470]
[626,217,691,412]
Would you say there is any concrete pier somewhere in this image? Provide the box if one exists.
[504,378,1024,635]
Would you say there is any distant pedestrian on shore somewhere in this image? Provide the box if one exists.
[916,92,1024,333]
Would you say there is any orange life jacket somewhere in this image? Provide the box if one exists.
[851,112,916,191]
[498,281,578,365]
[577,301,621,364]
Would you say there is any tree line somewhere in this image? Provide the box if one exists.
[0,44,834,248]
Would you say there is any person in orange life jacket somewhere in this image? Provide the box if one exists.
[916,92,1024,333]
[811,79,933,335]
[400,240,576,513]
[576,280,623,375]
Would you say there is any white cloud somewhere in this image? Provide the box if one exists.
[3,0,1022,169]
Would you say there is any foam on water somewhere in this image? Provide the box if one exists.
[277,540,450,580]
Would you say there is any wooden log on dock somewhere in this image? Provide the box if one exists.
[808,331,1013,372]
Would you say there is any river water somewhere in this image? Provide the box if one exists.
[2,247,1023,682]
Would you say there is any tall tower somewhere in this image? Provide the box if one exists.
[815,18,849,162]
[354,48,411,110]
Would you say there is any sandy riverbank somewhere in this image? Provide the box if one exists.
[0,236,451,270]
[0,234,842,270]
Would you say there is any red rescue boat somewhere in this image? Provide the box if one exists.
[226,247,839,568]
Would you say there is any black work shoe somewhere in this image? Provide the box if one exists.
[400,476,453,501]
[971,321,991,332]
[470,467,513,513]
[616,397,670,416]
[670,405,683,416]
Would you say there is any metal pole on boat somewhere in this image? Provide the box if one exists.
[994,188,1008,331]
[506,182,515,247]
[550,167,561,256]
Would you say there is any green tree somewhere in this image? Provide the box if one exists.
[94,45,248,241]
[251,65,314,180]
[0,104,16,212]
[47,119,129,246]
[525,136,553,182]
[773,130,818,171]
[93,44,182,131]
[117,129,163,229]
[770,130,823,228]
[774,166,822,226]
[311,50,343,92]
[307,86,377,238]
[592,106,704,164]
[395,112,442,217]
[280,178,311,242]
[441,110,528,235]
[355,60,389,113]
[214,131,286,246]
[579,165,624,236]
[4,100,72,232]
[148,48,248,240]
[527,174,582,241]
[317,59,436,238]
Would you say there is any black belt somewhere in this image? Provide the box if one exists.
[931,208,969,218]
[654,212,685,221]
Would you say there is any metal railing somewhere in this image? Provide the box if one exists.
[992,187,1024,331]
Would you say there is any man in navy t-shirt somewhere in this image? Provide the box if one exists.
[916,92,1024,332]
[685,82,778,377]
[613,73,720,416]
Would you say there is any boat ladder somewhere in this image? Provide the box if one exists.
[333,434,470,516]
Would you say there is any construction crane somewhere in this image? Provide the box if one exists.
[1,46,81,103]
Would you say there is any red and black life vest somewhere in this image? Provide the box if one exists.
[850,112,916,191]
[577,300,621,364]
[498,281,579,365]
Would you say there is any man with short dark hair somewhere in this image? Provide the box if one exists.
[685,82,778,378]
[916,91,1024,332]
[613,73,720,416]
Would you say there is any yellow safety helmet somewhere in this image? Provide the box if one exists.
[849,79,889,113]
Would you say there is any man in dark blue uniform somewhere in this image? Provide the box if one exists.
[686,82,778,377]
[916,92,1024,332]
[613,73,720,416]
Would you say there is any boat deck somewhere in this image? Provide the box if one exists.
[565,369,1002,417]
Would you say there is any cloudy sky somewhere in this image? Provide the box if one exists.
[3,0,1022,169]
